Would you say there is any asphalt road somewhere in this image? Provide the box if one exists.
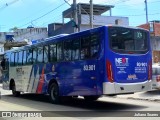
[0,84,160,120]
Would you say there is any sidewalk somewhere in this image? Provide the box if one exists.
[0,83,12,95]
[116,90,160,102]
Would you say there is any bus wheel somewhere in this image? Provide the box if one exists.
[84,96,100,101]
[49,83,60,104]
[12,82,20,97]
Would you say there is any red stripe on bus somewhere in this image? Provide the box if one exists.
[36,68,45,93]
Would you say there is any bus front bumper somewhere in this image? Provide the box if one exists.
[103,80,152,95]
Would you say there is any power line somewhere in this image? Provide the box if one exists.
[103,0,131,5]
[115,0,160,9]
[4,2,63,32]
[120,12,160,17]
[12,16,63,39]
[115,0,131,5]
[12,2,61,25]
[39,14,62,27]
[0,0,20,11]
[19,1,68,28]
[64,0,71,6]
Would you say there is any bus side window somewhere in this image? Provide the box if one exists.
[81,36,90,60]
[91,34,99,58]
[49,44,57,62]
[23,50,27,65]
[14,52,18,66]
[18,51,23,66]
[33,48,37,64]
[57,42,63,61]
[64,40,72,61]
[26,49,33,65]
[10,53,15,66]
[44,46,49,63]
[72,39,80,60]
[37,47,43,63]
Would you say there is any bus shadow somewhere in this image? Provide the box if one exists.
[146,90,160,95]
[1,93,147,111]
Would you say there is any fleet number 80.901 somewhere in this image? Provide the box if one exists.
[83,65,96,71]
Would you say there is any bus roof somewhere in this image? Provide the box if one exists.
[106,25,149,32]
[4,25,149,53]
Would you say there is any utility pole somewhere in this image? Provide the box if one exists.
[90,0,93,28]
[110,8,112,16]
[144,0,148,23]
[73,0,78,32]
[78,4,81,32]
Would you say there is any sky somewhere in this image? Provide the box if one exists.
[0,0,160,32]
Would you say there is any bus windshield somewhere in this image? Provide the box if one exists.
[109,27,148,53]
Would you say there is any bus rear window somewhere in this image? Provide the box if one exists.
[109,27,148,53]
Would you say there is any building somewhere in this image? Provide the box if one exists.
[13,27,48,45]
[0,32,14,56]
[0,32,15,82]
[138,21,160,63]
[150,36,160,63]
[48,3,129,37]
[138,20,160,36]
[0,27,48,56]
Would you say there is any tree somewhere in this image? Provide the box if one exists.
[9,27,18,32]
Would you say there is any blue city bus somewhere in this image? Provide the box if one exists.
[1,25,152,103]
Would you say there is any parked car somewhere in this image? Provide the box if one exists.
[151,64,160,90]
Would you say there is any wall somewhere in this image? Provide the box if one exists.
[154,23,160,36]
[138,23,160,36]
[49,15,129,36]
[14,28,48,43]
[79,24,100,31]
[49,21,74,37]
[151,36,160,50]
[138,23,160,63]
[80,15,129,26]
[48,23,63,37]
[0,32,14,55]
[0,32,14,43]
[138,24,150,30]
[150,36,160,63]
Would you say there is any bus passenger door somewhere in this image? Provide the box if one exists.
[16,67,23,91]
[15,52,23,92]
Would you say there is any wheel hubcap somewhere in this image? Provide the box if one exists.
[51,87,57,100]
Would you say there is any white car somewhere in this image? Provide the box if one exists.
[151,64,160,90]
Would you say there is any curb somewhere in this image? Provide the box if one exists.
[126,96,160,102]
[116,90,160,103]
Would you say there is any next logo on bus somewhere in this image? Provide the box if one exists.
[115,58,129,66]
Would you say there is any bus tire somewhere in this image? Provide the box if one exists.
[11,82,20,97]
[84,96,100,101]
[49,83,60,104]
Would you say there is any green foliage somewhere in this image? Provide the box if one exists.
[9,27,18,32]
